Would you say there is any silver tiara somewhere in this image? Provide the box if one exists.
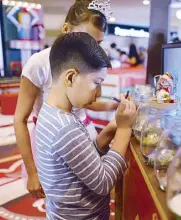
[88,0,113,20]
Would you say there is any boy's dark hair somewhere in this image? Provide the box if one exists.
[50,32,111,79]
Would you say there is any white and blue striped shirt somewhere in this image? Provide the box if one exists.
[36,102,127,220]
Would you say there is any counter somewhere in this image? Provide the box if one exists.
[115,137,175,220]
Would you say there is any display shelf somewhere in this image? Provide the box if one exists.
[115,137,175,220]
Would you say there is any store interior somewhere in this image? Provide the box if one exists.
[0,0,181,219]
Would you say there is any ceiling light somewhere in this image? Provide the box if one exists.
[176,9,181,19]
[143,0,150,5]
[31,3,36,8]
[109,17,115,22]
[17,1,22,6]
[10,1,15,6]
[22,2,28,7]
[35,4,41,9]
[2,0,9,5]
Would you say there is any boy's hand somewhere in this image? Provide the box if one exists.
[27,173,45,199]
[116,96,136,129]
[108,93,130,111]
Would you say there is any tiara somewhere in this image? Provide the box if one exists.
[88,0,113,20]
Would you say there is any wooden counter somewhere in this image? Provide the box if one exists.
[115,137,176,220]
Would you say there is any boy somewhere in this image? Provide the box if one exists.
[36,32,136,219]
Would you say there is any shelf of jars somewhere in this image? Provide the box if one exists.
[118,137,175,220]
[115,73,181,220]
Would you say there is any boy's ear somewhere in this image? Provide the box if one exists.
[65,69,79,87]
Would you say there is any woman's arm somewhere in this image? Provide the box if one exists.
[14,77,44,198]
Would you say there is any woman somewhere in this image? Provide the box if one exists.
[127,43,141,66]
[14,0,118,199]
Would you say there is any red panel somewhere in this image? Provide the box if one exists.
[0,93,18,115]
[123,148,161,220]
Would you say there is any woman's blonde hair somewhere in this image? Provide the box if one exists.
[65,0,107,32]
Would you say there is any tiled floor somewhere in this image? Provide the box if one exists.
[0,114,33,146]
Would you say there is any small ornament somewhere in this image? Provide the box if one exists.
[156,72,175,103]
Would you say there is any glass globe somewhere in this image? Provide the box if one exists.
[133,86,154,142]
[140,109,177,166]
[167,148,181,218]
[132,84,154,107]
[154,118,181,191]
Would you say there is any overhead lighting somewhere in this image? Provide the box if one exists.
[17,1,22,6]
[31,3,36,8]
[143,0,150,5]
[9,0,15,6]
[22,2,28,7]
[35,4,41,9]
[2,1,41,9]
[2,0,9,5]
[109,17,115,22]
[176,9,181,19]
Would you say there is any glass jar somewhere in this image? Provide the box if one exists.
[133,96,150,142]
[140,108,177,166]
[132,84,154,107]
[133,88,155,142]
[167,148,181,219]
[154,118,181,191]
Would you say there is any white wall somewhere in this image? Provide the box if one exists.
[44,14,65,30]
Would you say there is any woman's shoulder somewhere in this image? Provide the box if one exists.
[22,48,51,87]
[29,47,51,67]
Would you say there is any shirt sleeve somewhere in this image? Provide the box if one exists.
[21,53,45,88]
[51,123,128,196]
[93,139,110,157]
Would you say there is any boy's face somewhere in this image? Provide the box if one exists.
[66,68,107,108]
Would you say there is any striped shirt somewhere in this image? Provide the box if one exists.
[36,102,128,220]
